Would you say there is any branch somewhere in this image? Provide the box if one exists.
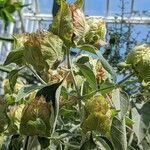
[27,65,47,85]
[0,36,14,42]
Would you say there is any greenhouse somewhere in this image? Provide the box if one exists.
[0,0,150,149]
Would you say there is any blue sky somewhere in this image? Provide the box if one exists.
[38,0,150,16]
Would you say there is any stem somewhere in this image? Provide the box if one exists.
[66,48,82,111]
[0,65,38,83]
[60,141,80,149]
[117,73,134,85]
[27,65,47,85]
[0,36,14,42]
[128,131,134,146]
[23,136,29,150]
[82,73,134,98]
[82,85,116,98]
[56,124,80,140]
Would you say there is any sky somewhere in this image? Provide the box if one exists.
[36,0,150,43]
[38,0,150,16]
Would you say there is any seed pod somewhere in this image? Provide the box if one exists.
[81,112,111,135]
[85,17,106,48]
[82,95,112,135]
[20,96,51,137]
[85,95,109,115]
[126,44,150,81]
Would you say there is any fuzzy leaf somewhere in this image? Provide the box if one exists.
[80,138,97,150]
[49,0,73,46]
[78,44,117,82]
[8,69,19,92]
[4,49,25,66]
[111,117,127,150]
[77,63,97,91]
[15,84,44,102]
[132,100,150,144]
[112,89,129,120]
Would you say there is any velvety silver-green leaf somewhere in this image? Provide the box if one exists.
[15,84,44,102]
[77,63,97,91]
[4,49,25,66]
[24,31,64,81]
[13,33,29,49]
[80,139,97,150]
[81,112,111,135]
[112,89,129,120]
[111,117,127,150]
[132,100,150,144]
[8,69,19,92]
[77,44,117,82]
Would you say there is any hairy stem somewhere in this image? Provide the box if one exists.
[0,36,14,42]
[66,48,82,111]
[23,136,29,150]
[27,65,47,85]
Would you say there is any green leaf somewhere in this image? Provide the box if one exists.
[125,116,134,127]
[132,100,150,144]
[38,137,50,149]
[112,89,129,120]
[78,44,117,82]
[100,80,115,95]
[97,136,114,150]
[15,84,44,102]
[4,49,25,66]
[8,69,19,92]
[78,44,97,54]
[111,117,127,150]
[13,2,23,10]
[0,0,7,6]
[5,5,15,13]
[111,89,128,150]
[80,138,97,150]
[8,134,23,150]
[2,9,14,22]
[49,0,73,46]
[76,55,89,64]
[76,63,97,91]
[74,0,84,8]
[96,50,117,82]
[5,93,15,105]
